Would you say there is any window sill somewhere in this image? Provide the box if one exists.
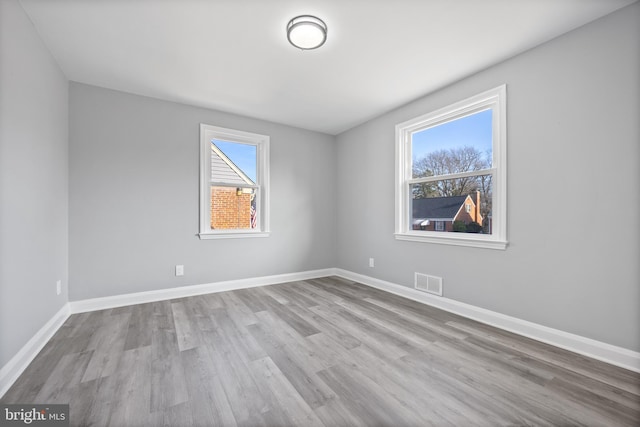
[199,231,270,240]
[395,232,508,250]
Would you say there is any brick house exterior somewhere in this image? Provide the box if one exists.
[209,143,256,230]
[412,191,484,232]
[210,187,253,229]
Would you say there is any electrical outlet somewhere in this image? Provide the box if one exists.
[369,258,375,268]
[175,265,184,276]
[56,280,61,295]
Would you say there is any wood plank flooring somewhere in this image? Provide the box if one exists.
[2,276,639,426]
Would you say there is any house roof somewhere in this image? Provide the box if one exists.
[210,143,254,186]
[412,195,469,222]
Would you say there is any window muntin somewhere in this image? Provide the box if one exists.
[395,86,507,249]
[199,125,269,239]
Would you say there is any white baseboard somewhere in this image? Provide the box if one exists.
[2,266,637,401]
[334,269,640,373]
[69,268,337,314]
[0,268,336,398]
[0,304,70,399]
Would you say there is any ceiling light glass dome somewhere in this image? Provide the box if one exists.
[287,15,327,50]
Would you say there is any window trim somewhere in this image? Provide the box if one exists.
[199,124,270,239]
[394,85,507,250]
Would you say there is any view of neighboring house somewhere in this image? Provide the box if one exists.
[210,143,256,229]
[412,191,484,233]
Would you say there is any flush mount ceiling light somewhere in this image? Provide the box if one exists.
[286,15,327,50]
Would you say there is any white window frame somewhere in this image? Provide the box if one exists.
[395,85,507,250]
[199,124,270,239]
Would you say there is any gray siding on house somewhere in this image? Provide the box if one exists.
[210,147,253,185]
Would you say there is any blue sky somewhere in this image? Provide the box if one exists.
[212,110,491,183]
[213,139,257,182]
[412,109,493,162]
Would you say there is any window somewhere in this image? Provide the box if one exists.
[199,124,270,239]
[395,85,507,249]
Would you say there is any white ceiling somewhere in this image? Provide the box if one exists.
[20,0,636,135]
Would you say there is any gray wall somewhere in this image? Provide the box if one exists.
[335,3,640,352]
[69,84,336,301]
[0,0,69,367]
[2,0,637,374]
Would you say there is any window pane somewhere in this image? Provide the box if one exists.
[412,109,492,179]
[210,186,257,230]
[410,175,492,234]
[200,124,269,238]
[212,140,257,183]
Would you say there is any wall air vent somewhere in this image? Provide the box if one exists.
[415,273,443,296]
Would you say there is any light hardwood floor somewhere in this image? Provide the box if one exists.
[2,276,639,426]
